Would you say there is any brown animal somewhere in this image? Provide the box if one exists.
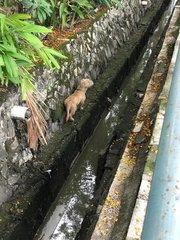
[64,78,94,122]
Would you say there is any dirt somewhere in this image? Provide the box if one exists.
[43,6,108,49]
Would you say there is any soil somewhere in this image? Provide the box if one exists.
[43,6,108,49]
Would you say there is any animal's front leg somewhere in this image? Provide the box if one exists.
[80,99,85,110]
[80,95,86,110]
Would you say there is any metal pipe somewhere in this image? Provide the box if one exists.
[141,45,180,239]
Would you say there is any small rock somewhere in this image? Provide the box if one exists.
[1,161,8,179]
[96,204,103,214]
[22,149,33,163]
[156,60,167,73]
[51,122,60,133]
[7,119,15,138]
[135,133,146,144]
[133,121,144,133]
[8,174,20,186]
[137,93,144,98]
[11,153,19,164]
[0,184,13,205]
[74,68,78,77]
[10,137,19,151]
[0,145,7,160]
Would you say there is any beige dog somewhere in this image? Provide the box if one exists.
[64,79,94,122]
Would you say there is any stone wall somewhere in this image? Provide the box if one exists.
[37,0,153,136]
[0,0,153,202]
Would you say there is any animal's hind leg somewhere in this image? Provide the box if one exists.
[70,115,74,121]
[69,106,76,121]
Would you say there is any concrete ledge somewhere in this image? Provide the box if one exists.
[127,9,180,240]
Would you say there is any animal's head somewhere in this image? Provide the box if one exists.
[79,79,94,89]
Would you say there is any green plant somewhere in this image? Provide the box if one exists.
[1,0,120,30]
[0,13,66,99]
[93,0,122,8]
[0,0,14,7]
[59,0,93,29]
[17,0,53,24]
[0,13,67,149]
[0,0,20,14]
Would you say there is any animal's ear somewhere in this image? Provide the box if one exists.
[79,81,86,88]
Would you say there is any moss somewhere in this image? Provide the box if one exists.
[0,88,8,103]
[172,28,179,39]
[55,102,64,120]
[145,160,155,174]
[58,44,73,62]
[0,214,10,225]
[175,15,180,26]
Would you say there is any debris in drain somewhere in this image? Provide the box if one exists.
[134,133,146,144]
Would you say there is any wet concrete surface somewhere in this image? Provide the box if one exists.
[35,2,176,239]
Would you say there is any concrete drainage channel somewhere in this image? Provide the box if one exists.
[34,2,179,240]
[0,1,178,240]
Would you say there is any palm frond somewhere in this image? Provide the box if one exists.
[26,90,48,150]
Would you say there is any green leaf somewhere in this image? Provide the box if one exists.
[0,13,6,19]
[71,5,84,19]
[37,10,45,24]
[59,2,66,18]
[44,47,67,59]
[37,12,44,24]
[0,17,5,36]
[21,76,34,101]
[8,56,19,81]
[3,54,13,77]
[15,60,32,67]
[21,33,43,48]
[73,0,92,9]
[49,0,55,8]
[45,51,60,69]
[11,59,19,78]
[0,10,64,94]
[5,34,15,48]
[3,54,20,84]
[36,48,52,68]
[6,18,26,29]
[0,66,4,81]
[0,55,4,66]
[20,24,52,33]
[61,12,67,28]
[41,8,48,20]
[11,52,32,64]
[0,43,16,53]
[9,14,31,20]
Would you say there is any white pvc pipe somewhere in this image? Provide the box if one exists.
[10,106,32,120]
[141,1,148,6]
